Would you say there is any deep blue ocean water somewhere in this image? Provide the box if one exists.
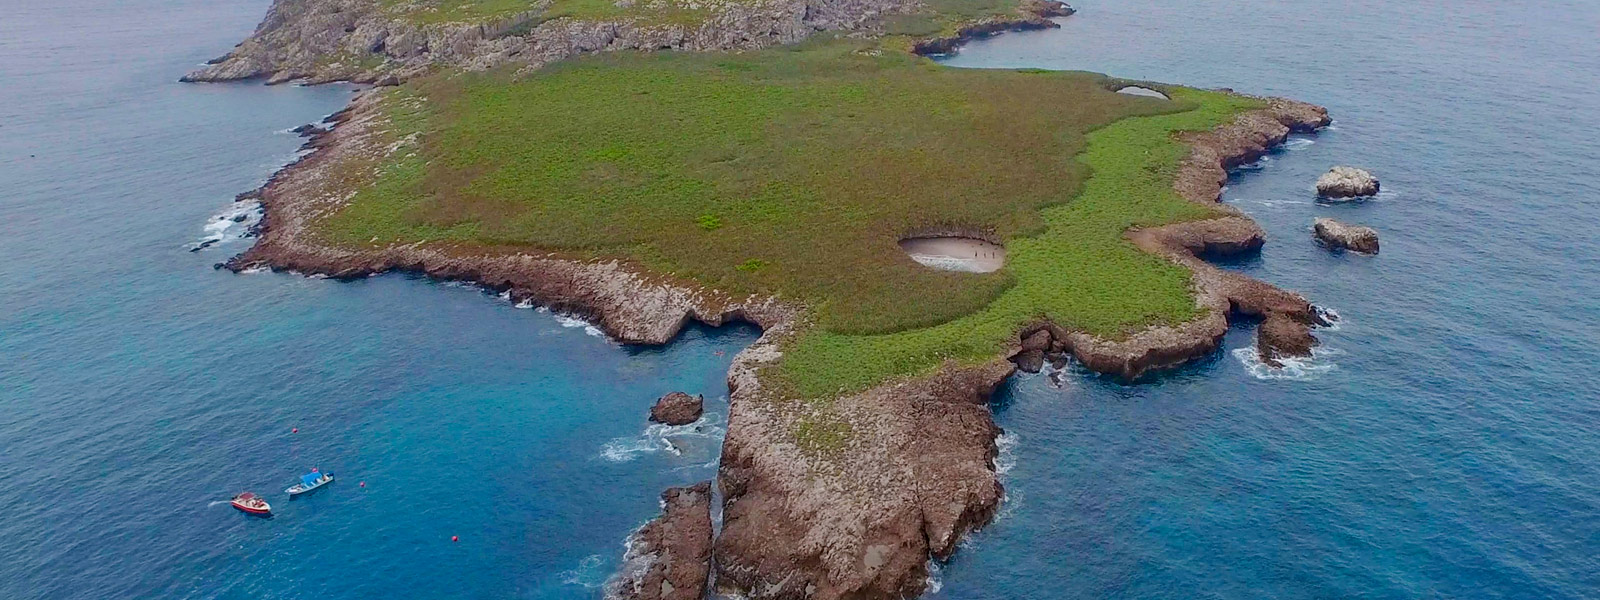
[2,0,1598,598]
[935,0,1600,598]
[0,2,755,598]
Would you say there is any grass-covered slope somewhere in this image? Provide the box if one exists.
[314,40,1260,396]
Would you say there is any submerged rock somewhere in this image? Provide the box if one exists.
[607,482,714,600]
[650,392,703,426]
[1316,166,1380,198]
[1313,218,1380,254]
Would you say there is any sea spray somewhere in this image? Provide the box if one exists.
[558,555,608,589]
[601,410,726,463]
[1232,346,1344,381]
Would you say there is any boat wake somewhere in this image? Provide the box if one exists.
[206,500,228,508]
[600,410,726,463]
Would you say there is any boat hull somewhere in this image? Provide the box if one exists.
[287,473,334,496]
[231,501,271,515]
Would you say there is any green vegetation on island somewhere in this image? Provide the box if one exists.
[314,38,1260,398]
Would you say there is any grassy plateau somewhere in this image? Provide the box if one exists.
[313,38,1260,399]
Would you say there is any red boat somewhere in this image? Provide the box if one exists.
[231,492,272,515]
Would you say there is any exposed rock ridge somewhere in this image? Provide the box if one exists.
[717,358,1014,600]
[182,0,922,85]
[910,0,1074,56]
[607,482,715,600]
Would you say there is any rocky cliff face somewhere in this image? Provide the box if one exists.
[182,0,917,84]
[607,482,716,600]
[717,358,1013,600]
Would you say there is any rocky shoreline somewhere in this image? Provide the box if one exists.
[910,0,1075,56]
[181,0,923,85]
[607,482,716,600]
[206,3,1331,598]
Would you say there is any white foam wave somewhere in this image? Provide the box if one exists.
[190,200,262,251]
[553,313,606,338]
[559,555,607,588]
[601,411,725,463]
[1233,155,1274,171]
[1316,307,1343,331]
[1233,346,1343,381]
[1283,137,1316,149]
[1241,198,1311,208]
[924,559,944,594]
[906,254,990,273]
[994,432,1018,478]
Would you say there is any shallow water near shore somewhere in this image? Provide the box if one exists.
[4,0,1600,599]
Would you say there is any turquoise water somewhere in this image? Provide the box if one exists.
[3,0,1600,598]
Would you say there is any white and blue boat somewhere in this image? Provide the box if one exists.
[286,469,334,496]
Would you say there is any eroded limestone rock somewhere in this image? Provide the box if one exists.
[650,392,704,426]
[1316,166,1380,198]
[1312,218,1380,254]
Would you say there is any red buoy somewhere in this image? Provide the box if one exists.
[451,535,459,542]
[291,428,298,433]
[359,481,366,488]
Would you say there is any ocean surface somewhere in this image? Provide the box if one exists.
[1,0,1597,598]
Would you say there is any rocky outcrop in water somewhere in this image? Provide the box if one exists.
[607,482,714,600]
[911,0,1074,56]
[650,392,704,426]
[1316,166,1379,198]
[181,0,920,85]
[1313,218,1380,254]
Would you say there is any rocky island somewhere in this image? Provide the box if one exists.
[195,0,1330,597]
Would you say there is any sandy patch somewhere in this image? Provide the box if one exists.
[899,237,1006,273]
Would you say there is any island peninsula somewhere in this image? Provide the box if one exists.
[193,0,1330,597]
